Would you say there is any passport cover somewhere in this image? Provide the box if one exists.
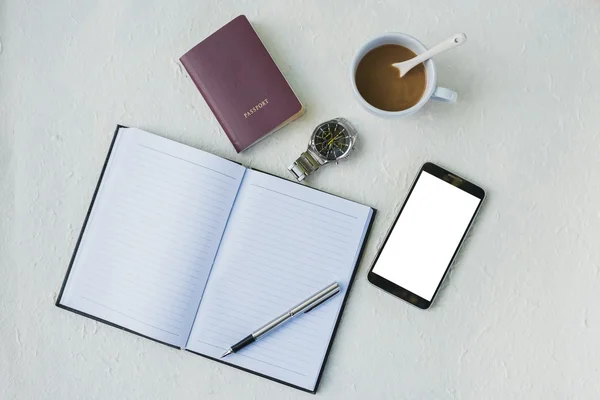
[180,15,304,152]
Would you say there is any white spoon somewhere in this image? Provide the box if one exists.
[393,33,467,77]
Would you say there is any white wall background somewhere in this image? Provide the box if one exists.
[1,0,600,398]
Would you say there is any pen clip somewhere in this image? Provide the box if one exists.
[303,288,340,314]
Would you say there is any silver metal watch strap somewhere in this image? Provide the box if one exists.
[288,151,321,181]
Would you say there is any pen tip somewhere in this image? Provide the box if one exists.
[221,349,233,358]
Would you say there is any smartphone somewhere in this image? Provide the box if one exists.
[368,162,485,309]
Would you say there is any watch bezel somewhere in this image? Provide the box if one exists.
[308,118,357,163]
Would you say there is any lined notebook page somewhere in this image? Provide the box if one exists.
[186,169,373,390]
[59,128,246,347]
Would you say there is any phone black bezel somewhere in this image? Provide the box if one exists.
[367,162,485,309]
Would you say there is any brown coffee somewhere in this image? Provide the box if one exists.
[355,44,426,112]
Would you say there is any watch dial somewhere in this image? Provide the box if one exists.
[313,122,352,161]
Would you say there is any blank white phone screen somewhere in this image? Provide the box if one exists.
[372,171,481,301]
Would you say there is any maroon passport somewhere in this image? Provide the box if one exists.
[180,15,304,152]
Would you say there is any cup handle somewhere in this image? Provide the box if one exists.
[431,87,457,104]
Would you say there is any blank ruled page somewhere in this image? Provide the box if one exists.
[59,128,246,347]
[186,170,373,390]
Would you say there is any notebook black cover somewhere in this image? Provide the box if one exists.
[55,124,377,393]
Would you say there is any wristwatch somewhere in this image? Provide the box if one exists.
[288,118,358,181]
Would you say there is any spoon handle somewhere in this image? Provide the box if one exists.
[394,33,467,77]
[409,33,467,66]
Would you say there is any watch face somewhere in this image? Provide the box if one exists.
[312,120,354,161]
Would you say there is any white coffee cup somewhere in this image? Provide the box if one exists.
[350,33,457,117]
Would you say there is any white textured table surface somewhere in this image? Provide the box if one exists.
[2,0,600,398]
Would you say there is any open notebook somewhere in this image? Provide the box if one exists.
[56,126,375,393]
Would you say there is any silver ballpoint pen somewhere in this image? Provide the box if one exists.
[221,282,341,358]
